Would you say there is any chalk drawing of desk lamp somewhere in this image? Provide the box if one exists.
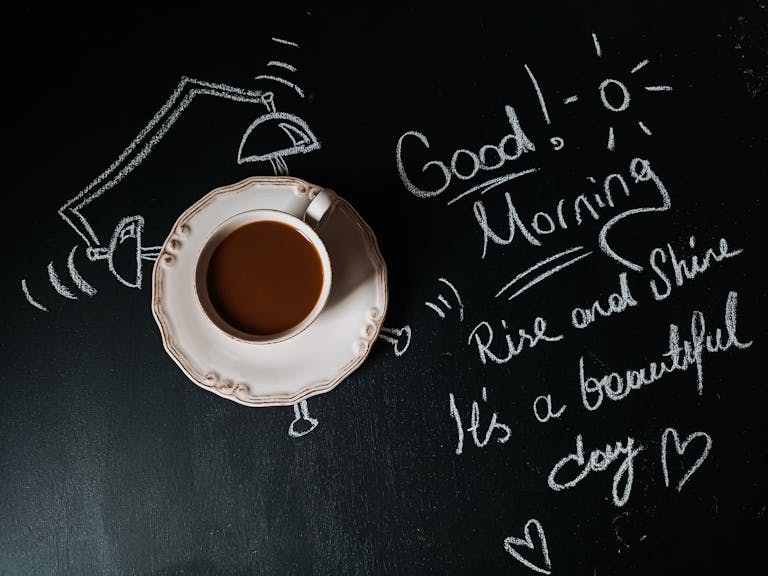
[237,92,320,175]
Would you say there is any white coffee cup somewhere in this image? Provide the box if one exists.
[194,187,337,344]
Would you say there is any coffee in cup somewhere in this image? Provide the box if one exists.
[195,189,335,344]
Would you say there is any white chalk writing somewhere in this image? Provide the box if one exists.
[579,291,752,410]
[449,388,511,455]
[378,325,412,357]
[649,236,743,301]
[533,395,567,423]
[468,317,563,365]
[548,433,643,507]
[475,158,671,269]
[571,272,638,329]
[395,105,536,204]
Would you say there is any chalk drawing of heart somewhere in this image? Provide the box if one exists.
[503,518,552,574]
[661,427,713,492]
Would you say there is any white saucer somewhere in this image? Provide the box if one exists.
[151,176,388,407]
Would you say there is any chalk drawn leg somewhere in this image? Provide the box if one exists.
[288,400,318,437]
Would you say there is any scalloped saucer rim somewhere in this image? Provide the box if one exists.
[151,176,388,407]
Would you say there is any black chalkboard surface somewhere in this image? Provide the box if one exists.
[3,2,767,574]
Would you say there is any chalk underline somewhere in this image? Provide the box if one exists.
[447,168,539,206]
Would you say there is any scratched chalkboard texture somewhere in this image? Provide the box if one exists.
[2,2,767,575]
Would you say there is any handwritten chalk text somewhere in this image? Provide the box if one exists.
[396,105,536,201]
[533,394,567,423]
[449,387,511,455]
[548,433,643,507]
[649,236,742,301]
[468,317,563,365]
[571,272,638,329]
[580,290,752,410]
[474,158,670,267]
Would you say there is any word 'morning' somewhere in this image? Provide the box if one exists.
[473,157,670,266]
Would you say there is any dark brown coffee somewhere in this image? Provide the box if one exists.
[205,220,324,336]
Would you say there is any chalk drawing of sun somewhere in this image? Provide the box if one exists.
[563,32,674,151]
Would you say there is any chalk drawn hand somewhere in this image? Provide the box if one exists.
[86,216,161,288]
[378,324,412,357]
[21,215,162,311]
[503,518,552,575]
[661,427,712,492]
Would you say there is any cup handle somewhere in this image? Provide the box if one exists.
[304,188,338,229]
